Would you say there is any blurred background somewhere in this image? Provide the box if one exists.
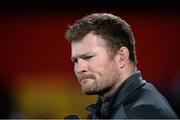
[0,0,180,118]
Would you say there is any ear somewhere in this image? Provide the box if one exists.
[115,47,130,69]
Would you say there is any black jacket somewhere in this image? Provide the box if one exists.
[87,71,178,119]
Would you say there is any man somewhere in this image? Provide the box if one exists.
[65,13,178,119]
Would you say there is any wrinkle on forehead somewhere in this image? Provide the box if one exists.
[71,32,108,58]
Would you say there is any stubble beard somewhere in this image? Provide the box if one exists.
[81,72,119,96]
[81,79,101,95]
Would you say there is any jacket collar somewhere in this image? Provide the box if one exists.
[87,71,146,115]
[108,71,146,108]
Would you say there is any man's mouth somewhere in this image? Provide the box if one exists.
[80,78,94,85]
[79,75,95,82]
[81,77,93,82]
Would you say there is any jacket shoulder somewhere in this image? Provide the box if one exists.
[122,83,178,118]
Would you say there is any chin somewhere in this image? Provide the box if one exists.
[82,89,99,95]
[83,87,111,96]
[84,91,98,95]
[83,88,103,95]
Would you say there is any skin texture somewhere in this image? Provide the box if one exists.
[71,32,134,98]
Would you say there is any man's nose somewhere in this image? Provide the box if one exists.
[76,59,88,73]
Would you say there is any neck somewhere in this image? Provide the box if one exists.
[99,64,136,99]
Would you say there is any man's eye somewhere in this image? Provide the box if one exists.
[85,56,93,59]
[72,59,78,63]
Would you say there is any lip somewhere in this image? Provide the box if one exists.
[79,74,94,80]
[80,78,92,82]
[78,74,95,83]
[80,78,93,84]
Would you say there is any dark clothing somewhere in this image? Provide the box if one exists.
[87,71,178,119]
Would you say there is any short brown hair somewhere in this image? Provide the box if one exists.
[65,13,137,64]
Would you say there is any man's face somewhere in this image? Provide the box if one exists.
[71,32,120,95]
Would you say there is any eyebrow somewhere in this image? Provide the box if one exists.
[71,52,96,61]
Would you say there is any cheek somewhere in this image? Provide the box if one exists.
[90,59,104,71]
[74,66,77,74]
[74,66,79,78]
[89,58,110,75]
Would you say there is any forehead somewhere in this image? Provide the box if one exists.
[71,33,107,56]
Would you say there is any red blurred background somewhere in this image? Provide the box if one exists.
[0,0,180,118]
